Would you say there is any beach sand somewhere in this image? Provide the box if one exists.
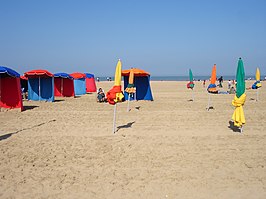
[0,80,266,198]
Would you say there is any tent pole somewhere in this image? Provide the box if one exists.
[61,78,63,97]
[113,103,117,134]
[0,78,2,112]
[39,76,41,101]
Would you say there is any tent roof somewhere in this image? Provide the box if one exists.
[54,73,74,79]
[20,75,28,80]
[70,72,86,79]
[84,73,95,78]
[122,68,150,76]
[24,69,54,77]
[0,66,20,78]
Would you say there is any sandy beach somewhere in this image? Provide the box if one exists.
[0,80,265,198]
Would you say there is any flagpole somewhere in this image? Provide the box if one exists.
[113,103,117,133]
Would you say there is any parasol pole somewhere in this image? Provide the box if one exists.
[127,94,130,112]
[256,89,259,101]
[207,93,211,111]
[61,78,63,97]
[192,88,194,101]
[113,103,117,133]
[39,76,41,101]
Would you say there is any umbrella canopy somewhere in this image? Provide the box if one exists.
[0,66,20,78]
[210,64,216,85]
[107,60,124,105]
[256,68,260,81]
[236,59,245,98]
[24,69,53,78]
[122,68,150,76]
[125,68,136,93]
[54,73,74,79]
[252,68,262,89]
[207,64,218,93]
[70,72,86,79]
[187,69,194,89]
[232,58,246,127]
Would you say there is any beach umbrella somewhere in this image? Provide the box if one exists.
[106,59,124,133]
[186,69,195,101]
[125,68,136,111]
[254,67,262,101]
[232,58,246,132]
[206,64,218,110]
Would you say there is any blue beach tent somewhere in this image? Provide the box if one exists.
[122,68,153,101]
[24,69,55,102]
[70,72,86,96]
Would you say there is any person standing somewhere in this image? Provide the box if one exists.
[218,76,223,87]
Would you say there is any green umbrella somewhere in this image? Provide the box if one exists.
[189,69,193,82]
[187,69,194,89]
[231,58,246,130]
[236,58,245,98]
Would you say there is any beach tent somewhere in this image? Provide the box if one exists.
[0,66,23,110]
[24,69,54,102]
[54,73,75,97]
[122,68,153,101]
[85,73,97,93]
[70,72,86,96]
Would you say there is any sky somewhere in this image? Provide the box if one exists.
[0,0,266,76]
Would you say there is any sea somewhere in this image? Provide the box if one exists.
[97,75,261,82]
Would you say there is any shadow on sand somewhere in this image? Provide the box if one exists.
[0,119,56,141]
[228,120,241,133]
[117,121,135,132]
[23,105,39,111]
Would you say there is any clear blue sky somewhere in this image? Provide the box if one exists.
[0,0,265,76]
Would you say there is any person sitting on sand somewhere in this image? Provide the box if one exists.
[97,88,107,102]
[228,86,236,94]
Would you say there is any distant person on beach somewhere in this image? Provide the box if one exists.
[228,80,232,89]
[97,88,107,102]
[96,77,100,82]
[203,80,206,87]
[218,76,223,87]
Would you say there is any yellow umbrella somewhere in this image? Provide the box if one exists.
[106,59,124,133]
[114,59,122,86]
[256,67,260,81]
[255,67,262,101]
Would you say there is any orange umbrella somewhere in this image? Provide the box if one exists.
[210,64,216,84]
[125,68,136,94]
